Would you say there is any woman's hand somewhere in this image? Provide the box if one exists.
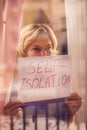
[3,101,25,116]
[66,92,82,123]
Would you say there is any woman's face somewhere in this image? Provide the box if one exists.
[26,34,53,57]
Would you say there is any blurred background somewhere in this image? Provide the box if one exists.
[0,0,87,130]
[22,0,68,55]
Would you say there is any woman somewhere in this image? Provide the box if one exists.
[4,24,82,125]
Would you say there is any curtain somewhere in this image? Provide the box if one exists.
[65,0,87,129]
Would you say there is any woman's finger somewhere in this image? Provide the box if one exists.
[66,100,82,116]
[4,101,24,109]
[3,101,24,115]
[68,93,82,100]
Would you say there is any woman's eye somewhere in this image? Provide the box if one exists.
[47,46,52,51]
[33,47,40,51]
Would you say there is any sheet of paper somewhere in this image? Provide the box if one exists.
[10,55,72,103]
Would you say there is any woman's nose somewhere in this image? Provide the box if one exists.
[40,50,47,56]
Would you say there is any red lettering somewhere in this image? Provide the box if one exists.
[61,75,67,85]
[32,78,40,89]
[58,76,60,87]
[27,63,35,74]
[36,61,44,73]
[26,79,32,89]
[66,75,71,85]
[21,78,32,89]
[45,60,52,73]
[45,76,50,88]
[39,78,45,88]
[53,59,60,71]
[20,74,71,90]
[51,74,56,87]
[61,75,71,86]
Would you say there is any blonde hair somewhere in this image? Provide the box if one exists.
[17,24,58,57]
